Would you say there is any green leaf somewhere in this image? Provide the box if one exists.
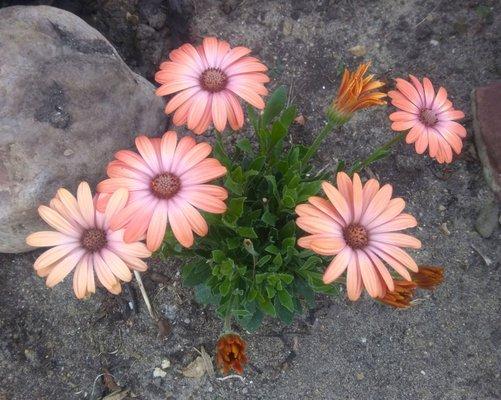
[238,309,263,332]
[249,156,266,172]
[257,255,272,268]
[275,297,294,325]
[262,86,287,127]
[211,250,225,263]
[270,120,288,148]
[277,289,294,312]
[227,197,245,218]
[232,309,252,318]
[181,261,211,287]
[280,105,297,128]
[237,226,258,239]
[258,293,276,316]
[265,244,280,255]
[273,253,283,267]
[194,284,220,305]
[224,176,243,196]
[261,209,277,226]
[265,175,280,201]
[247,104,260,132]
[220,279,231,296]
[213,138,232,167]
[236,138,253,154]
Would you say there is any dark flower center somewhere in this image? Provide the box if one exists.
[419,108,438,126]
[200,68,228,92]
[81,228,107,252]
[151,172,181,199]
[343,223,369,249]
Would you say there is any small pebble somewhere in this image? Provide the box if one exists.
[63,149,74,156]
[161,359,171,369]
[438,205,446,211]
[153,367,167,378]
[349,44,367,56]
[430,39,439,46]
[356,372,364,380]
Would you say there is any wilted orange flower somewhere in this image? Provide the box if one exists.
[378,280,417,308]
[411,265,444,289]
[216,333,248,375]
[328,62,386,123]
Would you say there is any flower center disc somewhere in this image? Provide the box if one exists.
[343,223,369,249]
[200,68,228,92]
[420,108,438,126]
[81,228,107,252]
[151,172,181,199]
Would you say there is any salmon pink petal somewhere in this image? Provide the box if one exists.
[336,172,353,210]
[296,216,339,235]
[364,248,394,292]
[408,75,425,104]
[361,179,380,215]
[220,46,252,69]
[165,87,201,115]
[109,241,151,259]
[98,178,148,193]
[135,136,161,173]
[193,95,213,134]
[101,248,132,282]
[352,173,363,223]
[422,77,435,108]
[389,111,418,122]
[436,126,463,154]
[406,123,425,144]
[173,95,196,126]
[114,150,154,176]
[373,243,418,272]
[103,188,129,228]
[45,249,85,288]
[322,182,352,225]
[26,231,77,247]
[202,37,219,66]
[123,201,158,243]
[176,142,213,175]
[388,90,419,113]
[371,233,421,249]
[171,136,197,173]
[225,58,268,75]
[323,246,352,284]
[371,213,417,233]
[212,92,228,132]
[175,198,208,237]
[391,120,417,131]
[187,91,210,130]
[110,195,154,230]
[415,130,429,154]
[309,236,345,256]
[224,92,244,130]
[180,190,227,214]
[146,201,169,252]
[107,161,150,181]
[346,254,362,301]
[168,44,204,73]
[56,188,88,228]
[369,246,412,281]
[395,77,422,107]
[168,204,194,247]
[93,252,121,294]
[295,204,343,231]
[308,196,346,226]
[34,243,80,270]
[439,110,465,121]
[38,206,81,237]
[180,159,227,185]
[366,198,405,230]
[357,250,381,298]
[160,131,178,171]
[156,77,199,96]
[73,254,90,299]
[228,82,265,109]
[433,87,448,110]
[77,182,96,227]
[186,184,228,200]
[360,184,392,226]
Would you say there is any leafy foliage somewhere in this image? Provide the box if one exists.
[160,87,339,331]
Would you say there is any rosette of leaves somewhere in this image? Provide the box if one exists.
[160,87,338,331]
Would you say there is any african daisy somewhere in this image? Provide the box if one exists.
[97,131,228,251]
[155,37,269,134]
[26,183,151,299]
[389,76,466,163]
[296,172,421,301]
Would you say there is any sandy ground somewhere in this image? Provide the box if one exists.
[1,0,500,399]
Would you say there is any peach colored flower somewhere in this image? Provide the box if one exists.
[216,333,248,375]
[26,183,151,299]
[389,76,466,164]
[155,37,269,134]
[328,62,386,123]
[296,172,421,301]
[97,131,228,252]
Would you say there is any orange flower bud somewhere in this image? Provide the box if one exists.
[216,333,248,375]
[378,280,417,309]
[411,266,444,290]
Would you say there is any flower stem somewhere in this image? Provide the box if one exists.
[134,270,156,320]
[223,312,232,333]
[301,119,337,167]
[349,132,405,174]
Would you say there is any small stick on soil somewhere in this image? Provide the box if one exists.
[133,270,156,320]
[216,374,246,383]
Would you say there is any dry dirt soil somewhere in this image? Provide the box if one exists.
[1,0,500,399]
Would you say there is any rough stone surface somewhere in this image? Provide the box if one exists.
[0,5,167,253]
[473,81,501,198]
[1,1,500,399]
[475,201,500,238]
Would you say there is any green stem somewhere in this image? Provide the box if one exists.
[223,307,233,333]
[349,132,405,174]
[301,120,337,167]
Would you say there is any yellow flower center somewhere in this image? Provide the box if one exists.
[200,68,228,92]
[420,108,438,126]
[81,228,107,252]
[343,223,369,249]
[151,172,181,199]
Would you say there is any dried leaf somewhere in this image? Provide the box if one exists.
[182,356,206,378]
[102,389,130,400]
[349,45,367,57]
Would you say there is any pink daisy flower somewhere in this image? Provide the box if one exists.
[155,37,269,134]
[97,131,228,251]
[295,172,421,301]
[389,76,466,164]
[26,183,151,299]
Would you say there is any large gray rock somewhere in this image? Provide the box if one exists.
[0,6,167,253]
